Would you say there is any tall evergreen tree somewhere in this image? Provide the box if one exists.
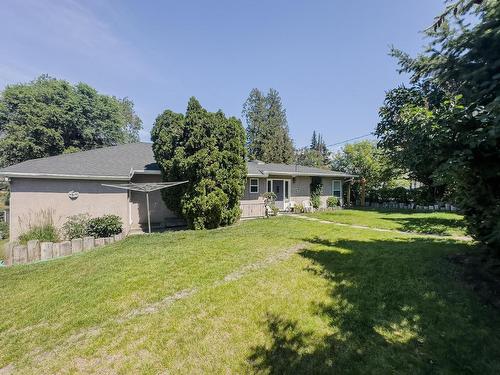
[152,97,247,230]
[242,88,294,163]
[242,88,267,160]
[310,131,317,150]
[303,130,330,166]
[261,89,294,163]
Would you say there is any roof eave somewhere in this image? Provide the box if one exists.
[0,172,130,181]
[132,170,161,174]
[263,171,355,178]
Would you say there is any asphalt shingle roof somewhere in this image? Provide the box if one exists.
[0,143,354,179]
[0,143,158,179]
[247,161,353,177]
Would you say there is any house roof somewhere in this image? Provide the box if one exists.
[0,143,355,180]
[0,143,158,180]
[247,161,354,178]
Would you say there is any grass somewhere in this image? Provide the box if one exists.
[1,214,499,373]
[308,208,467,237]
[0,191,8,261]
[0,239,7,263]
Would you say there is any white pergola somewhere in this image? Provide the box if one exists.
[102,181,188,233]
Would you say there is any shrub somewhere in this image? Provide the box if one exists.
[182,189,229,230]
[0,221,8,239]
[3,190,9,207]
[326,196,340,208]
[19,225,59,245]
[310,186,322,209]
[294,203,304,213]
[392,187,409,203]
[262,192,279,217]
[263,192,277,204]
[407,187,435,206]
[309,177,323,209]
[18,209,59,244]
[63,214,90,240]
[87,215,123,238]
[310,194,321,209]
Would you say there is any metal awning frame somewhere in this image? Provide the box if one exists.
[102,181,188,234]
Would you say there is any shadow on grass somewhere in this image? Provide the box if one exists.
[248,236,500,374]
[383,216,467,236]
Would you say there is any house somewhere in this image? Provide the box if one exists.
[0,143,355,239]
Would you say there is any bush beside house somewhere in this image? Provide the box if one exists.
[17,212,123,244]
[326,196,340,208]
[5,213,125,266]
[63,214,90,240]
[87,215,123,238]
[0,221,9,240]
[152,97,247,230]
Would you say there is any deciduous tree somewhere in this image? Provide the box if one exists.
[379,0,500,251]
[331,140,394,191]
[0,75,142,166]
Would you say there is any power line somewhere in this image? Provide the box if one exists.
[327,133,374,147]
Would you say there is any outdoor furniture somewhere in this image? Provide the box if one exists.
[303,200,313,213]
[287,201,296,212]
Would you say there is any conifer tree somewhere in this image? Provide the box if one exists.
[242,88,294,163]
[152,97,247,229]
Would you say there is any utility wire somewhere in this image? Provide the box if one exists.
[327,132,374,147]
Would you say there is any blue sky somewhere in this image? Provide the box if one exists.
[0,0,444,148]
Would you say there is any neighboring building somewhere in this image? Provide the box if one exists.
[0,143,354,239]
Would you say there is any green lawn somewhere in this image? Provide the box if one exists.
[0,239,7,263]
[308,208,467,237]
[1,215,499,374]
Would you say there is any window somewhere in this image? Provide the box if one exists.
[267,180,272,192]
[250,178,259,193]
[332,180,342,198]
[285,181,289,199]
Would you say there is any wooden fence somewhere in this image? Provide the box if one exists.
[240,201,266,218]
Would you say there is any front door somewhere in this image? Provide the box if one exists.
[272,180,284,209]
[267,179,291,211]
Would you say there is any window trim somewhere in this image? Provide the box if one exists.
[250,178,259,194]
[332,180,342,198]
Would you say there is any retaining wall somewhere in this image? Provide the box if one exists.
[3,233,124,267]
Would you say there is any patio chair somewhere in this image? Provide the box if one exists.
[303,200,313,213]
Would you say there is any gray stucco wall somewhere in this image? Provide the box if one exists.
[240,176,345,208]
[9,174,346,239]
[9,178,129,240]
[242,177,267,201]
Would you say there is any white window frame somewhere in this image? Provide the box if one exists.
[250,178,259,194]
[332,180,342,198]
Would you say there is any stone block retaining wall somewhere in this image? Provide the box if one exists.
[4,233,124,266]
